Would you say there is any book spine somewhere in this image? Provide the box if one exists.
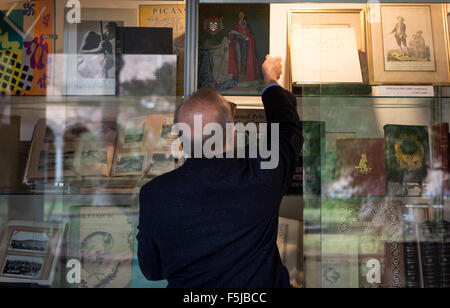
[403,221,421,288]
[432,123,449,171]
[419,221,440,288]
[437,221,450,288]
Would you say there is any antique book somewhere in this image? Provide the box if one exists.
[419,221,440,288]
[437,220,450,288]
[0,220,65,286]
[402,221,421,288]
[331,200,405,288]
[431,123,449,195]
[384,124,430,184]
[112,114,180,177]
[336,138,386,196]
[324,132,356,184]
[117,27,172,55]
[0,115,20,188]
[25,119,118,181]
[139,4,186,95]
[67,206,135,288]
[287,121,325,195]
[321,234,359,288]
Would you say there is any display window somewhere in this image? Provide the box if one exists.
[0,0,448,290]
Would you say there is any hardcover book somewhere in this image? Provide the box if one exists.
[112,114,180,177]
[336,138,386,196]
[419,221,440,288]
[139,4,186,95]
[384,124,430,184]
[0,116,21,188]
[431,123,449,195]
[437,220,450,288]
[117,27,172,55]
[25,115,181,182]
[331,200,405,288]
[402,221,421,288]
[287,121,325,195]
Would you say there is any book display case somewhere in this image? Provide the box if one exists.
[0,0,448,288]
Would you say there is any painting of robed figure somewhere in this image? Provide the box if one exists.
[198,4,269,95]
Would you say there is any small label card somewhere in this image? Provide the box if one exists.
[378,86,435,97]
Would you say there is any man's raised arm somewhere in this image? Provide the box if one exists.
[261,56,303,194]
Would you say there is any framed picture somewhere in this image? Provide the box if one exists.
[287,9,368,87]
[198,3,270,95]
[63,8,137,95]
[139,4,186,95]
[0,221,65,285]
[367,3,450,84]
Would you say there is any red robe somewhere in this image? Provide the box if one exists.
[228,24,260,82]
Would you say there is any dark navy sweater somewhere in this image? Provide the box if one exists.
[137,85,303,288]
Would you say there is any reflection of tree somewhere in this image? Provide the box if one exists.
[119,62,175,97]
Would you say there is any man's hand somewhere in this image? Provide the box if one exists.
[262,55,283,87]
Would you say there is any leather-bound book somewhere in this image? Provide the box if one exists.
[419,221,440,288]
[384,125,430,184]
[431,123,449,195]
[287,121,325,195]
[437,221,450,288]
[336,138,386,196]
[403,221,421,288]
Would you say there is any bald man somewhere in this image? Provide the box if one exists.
[137,56,303,288]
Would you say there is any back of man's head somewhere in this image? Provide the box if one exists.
[174,88,233,157]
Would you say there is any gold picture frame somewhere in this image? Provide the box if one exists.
[366,3,450,85]
[287,8,368,89]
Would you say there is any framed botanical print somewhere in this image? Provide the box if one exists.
[198,3,270,95]
[367,3,450,85]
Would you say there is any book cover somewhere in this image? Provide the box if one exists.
[0,116,20,188]
[437,220,450,288]
[139,4,186,95]
[112,114,180,177]
[336,138,386,196]
[331,199,404,288]
[419,221,440,288]
[384,124,430,184]
[287,121,325,195]
[67,206,135,288]
[402,221,421,288]
[431,123,449,196]
[117,27,172,55]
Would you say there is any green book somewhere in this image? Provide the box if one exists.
[384,124,430,184]
[287,121,325,195]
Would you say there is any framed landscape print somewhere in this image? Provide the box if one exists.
[198,4,270,95]
[367,3,450,84]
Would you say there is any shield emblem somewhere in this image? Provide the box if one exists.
[203,16,224,35]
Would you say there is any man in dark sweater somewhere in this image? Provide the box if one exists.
[137,56,303,288]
